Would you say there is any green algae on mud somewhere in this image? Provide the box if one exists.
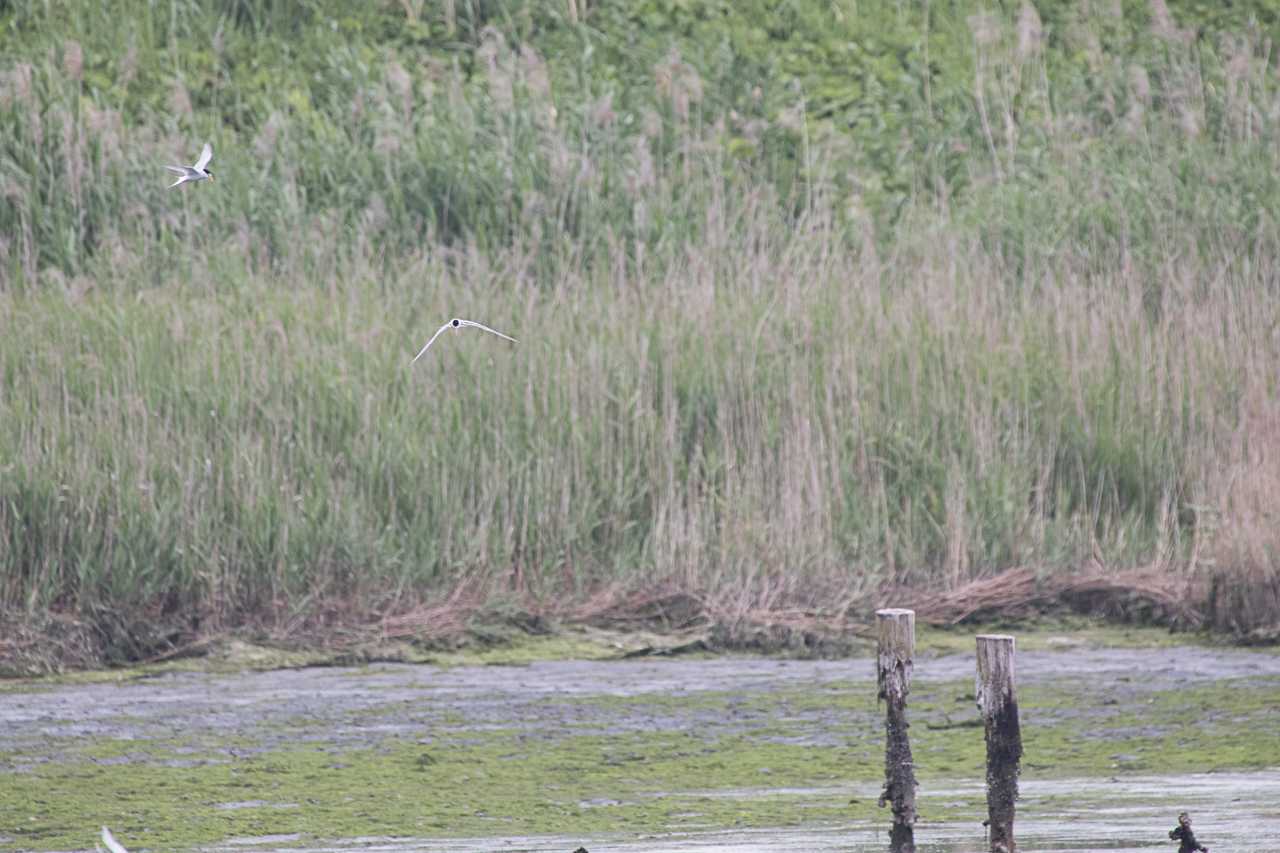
[2,652,1279,852]
[0,630,635,682]
[912,618,1216,657]
[0,617,1222,684]
[2,733,878,850]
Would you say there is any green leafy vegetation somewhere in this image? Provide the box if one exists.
[1,0,1279,657]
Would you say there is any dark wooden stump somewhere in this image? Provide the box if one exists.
[977,634,1021,853]
[877,608,917,853]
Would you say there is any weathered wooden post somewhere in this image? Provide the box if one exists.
[976,634,1022,853]
[876,608,917,853]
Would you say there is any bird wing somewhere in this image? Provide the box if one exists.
[411,322,453,364]
[457,319,518,344]
[164,165,189,174]
[192,142,212,170]
[100,827,129,853]
[194,142,213,171]
[168,175,191,189]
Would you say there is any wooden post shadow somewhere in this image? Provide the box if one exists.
[976,634,1022,853]
[876,608,917,853]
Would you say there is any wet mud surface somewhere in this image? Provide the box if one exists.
[6,645,1279,750]
[2,641,1279,851]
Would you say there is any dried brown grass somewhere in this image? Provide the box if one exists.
[905,566,1203,629]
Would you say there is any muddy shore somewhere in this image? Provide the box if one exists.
[2,630,1279,852]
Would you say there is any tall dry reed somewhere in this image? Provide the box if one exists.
[1,0,1278,651]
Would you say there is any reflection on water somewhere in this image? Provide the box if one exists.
[209,770,1280,853]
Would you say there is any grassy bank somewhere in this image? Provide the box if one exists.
[2,1,1279,663]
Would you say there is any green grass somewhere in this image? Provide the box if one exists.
[2,0,1280,659]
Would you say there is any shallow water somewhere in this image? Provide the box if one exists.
[209,770,1280,852]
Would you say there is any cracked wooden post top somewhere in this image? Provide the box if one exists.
[976,634,1016,711]
[876,608,915,699]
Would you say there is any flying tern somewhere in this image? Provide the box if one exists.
[165,142,214,188]
[412,318,518,363]
[96,827,128,853]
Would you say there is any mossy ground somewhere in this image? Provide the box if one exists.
[2,626,1278,851]
[914,617,1216,656]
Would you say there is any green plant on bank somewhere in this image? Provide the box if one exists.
[1,0,1279,659]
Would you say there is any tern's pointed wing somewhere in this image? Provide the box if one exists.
[457,319,518,344]
[164,165,188,174]
[411,322,453,364]
[194,142,213,171]
[100,827,129,853]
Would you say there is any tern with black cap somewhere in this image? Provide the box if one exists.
[412,318,518,363]
[165,142,215,188]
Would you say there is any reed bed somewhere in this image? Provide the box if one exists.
[1,0,1278,658]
